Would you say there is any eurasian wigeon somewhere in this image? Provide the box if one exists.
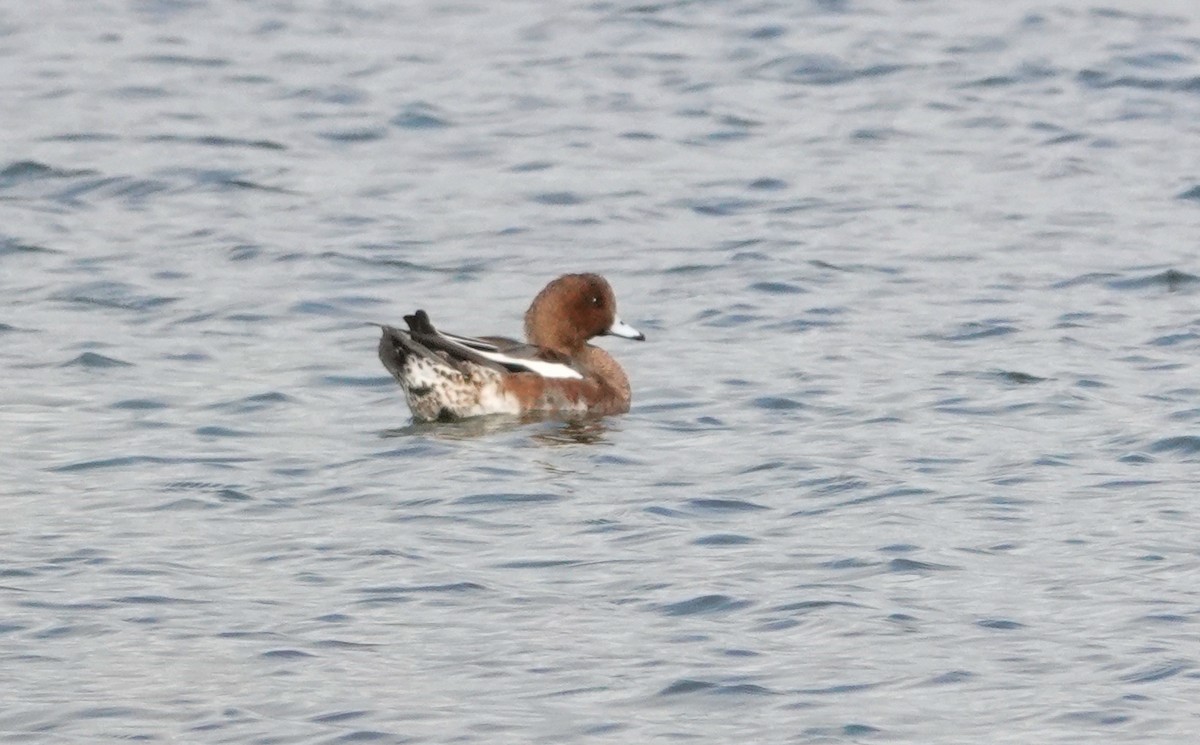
[378,273,644,422]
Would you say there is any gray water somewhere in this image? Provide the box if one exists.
[4,1,1200,742]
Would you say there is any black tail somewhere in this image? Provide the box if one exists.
[404,309,436,335]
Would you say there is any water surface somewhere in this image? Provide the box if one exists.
[3,1,1200,743]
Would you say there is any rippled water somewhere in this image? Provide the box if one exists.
[4,1,1200,742]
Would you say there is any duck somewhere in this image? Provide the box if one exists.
[378,273,644,421]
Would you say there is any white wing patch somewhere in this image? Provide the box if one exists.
[473,349,584,379]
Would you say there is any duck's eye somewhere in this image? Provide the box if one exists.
[590,295,602,307]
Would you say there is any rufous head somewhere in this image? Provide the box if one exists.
[524,273,644,353]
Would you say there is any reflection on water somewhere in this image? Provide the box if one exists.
[382,412,612,445]
[527,417,612,446]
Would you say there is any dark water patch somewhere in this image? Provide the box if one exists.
[687,498,768,512]
[0,237,59,256]
[195,426,252,438]
[0,160,96,188]
[695,308,766,327]
[1140,613,1189,624]
[714,683,777,696]
[1055,710,1131,726]
[44,173,170,204]
[753,54,905,85]
[1094,479,1162,490]
[34,624,107,640]
[41,132,120,143]
[662,263,724,275]
[682,197,760,216]
[291,300,340,315]
[799,475,872,496]
[330,730,398,743]
[1050,272,1120,288]
[747,24,787,40]
[1033,455,1072,467]
[1120,661,1188,684]
[820,556,873,570]
[530,191,585,206]
[660,594,750,616]
[768,197,830,215]
[799,724,883,739]
[332,250,484,276]
[153,497,219,511]
[693,533,754,546]
[145,134,286,151]
[925,670,975,685]
[748,177,787,191]
[509,160,554,172]
[55,281,177,312]
[360,583,485,596]
[771,599,862,614]
[391,103,452,129]
[1077,69,1200,92]
[976,618,1025,630]
[1118,51,1192,70]
[702,129,752,143]
[889,558,954,573]
[1147,436,1200,456]
[50,454,254,472]
[930,320,1018,342]
[800,681,883,695]
[752,396,804,411]
[934,398,1037,417]
[1169,407,1200,422]
[209,391,294,414]
[799,486,935,517]
[989,370,1048,385]
[644,504,687,518]
[137,54,230,67]
[183,170,294,194]
[740,460,787,474]
[112,84,168,99]
[261,649,314,659]
[114,595,202,606]
[229,243,262,261]
[659,679,717,695]
[749,280,806,294]
[312,710,369,725]
[455,492,560,506]
[1178,185,1200,202]
[319,127,387,143]
[495,559,581,569]
[1042,132,1086,145]
[112,398,168,410]
[285,83,368,105]
[961,62,1058,88]
[581,722,625,735]
[1108,269,1199,291]
[1150,331,1199,347]
[62,352,133,368]
[76,706,145,719]
[212,489,251,502]
[723,648,760,658]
